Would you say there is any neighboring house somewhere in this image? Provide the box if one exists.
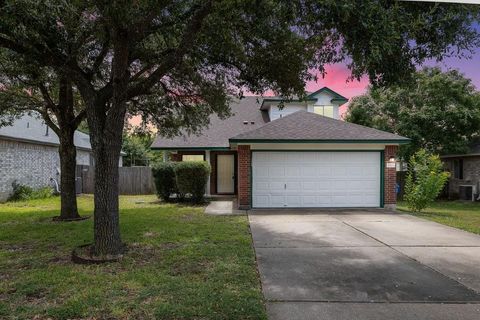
[441,140,480,201]
[152,87,410,209]
[0,114,123,201]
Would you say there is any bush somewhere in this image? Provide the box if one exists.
[152,162,177,202]
[404,149,450,212]
[8,181,53,202]
[174,161,211,204]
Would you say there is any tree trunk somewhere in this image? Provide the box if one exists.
[57,130,81,220]
[91,135,124,256]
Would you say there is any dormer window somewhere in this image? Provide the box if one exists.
[313,105,334,118]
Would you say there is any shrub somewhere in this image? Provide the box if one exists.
[152,162,177,202]
[8,181,53,201]
[404,149,450,212]
[174,161,211,204]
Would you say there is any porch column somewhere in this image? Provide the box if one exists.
[237,145,251,209]
[205,150,211,196]
[162,151,168,162]
[384,145,398,210]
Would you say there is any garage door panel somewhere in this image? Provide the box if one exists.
[252,151,381,208]
[270,195,285,206]
[285,167,301,177]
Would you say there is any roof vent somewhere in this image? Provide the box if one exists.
[251,121,255,125]
[243,121,248,125]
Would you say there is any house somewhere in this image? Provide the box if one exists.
[441,140,480,201]
[152,87,410,209]
[0,114,123,201]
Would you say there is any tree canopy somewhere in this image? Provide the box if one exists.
[345,67,480,159]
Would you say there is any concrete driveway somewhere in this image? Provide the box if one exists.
[248,209,480,320]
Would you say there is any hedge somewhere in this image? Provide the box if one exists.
[175,161,211,203]
[152,162,177,202]
[152,161,211,203]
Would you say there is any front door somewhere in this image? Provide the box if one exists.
[217,154,235,194]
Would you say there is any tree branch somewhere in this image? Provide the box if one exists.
[126,1,213,99]
[37,82,57,112]
[40,109,61,136]
[73,109,87,129]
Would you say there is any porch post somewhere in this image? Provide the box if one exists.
[162,151,168,162]
[205,150,211,196]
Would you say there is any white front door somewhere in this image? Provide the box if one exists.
[217,154,235,193]
[252,151,381,208]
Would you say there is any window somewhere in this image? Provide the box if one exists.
[182,155,204,162]
[313,105,334,118]
[453,159,464,179]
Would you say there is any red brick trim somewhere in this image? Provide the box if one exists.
[170,153,182,162]
[237,145,251,209]
[384,145,398,206]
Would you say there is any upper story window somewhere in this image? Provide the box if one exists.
[313,105,334,118]
[453,159,463,179]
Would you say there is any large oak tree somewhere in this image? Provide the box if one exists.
[0,57,86,220]
[0,1,478,257]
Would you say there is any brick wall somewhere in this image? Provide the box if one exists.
[0,139,94,201]
[443,156,480,199]
[237,145,251,209]
[170,153,182,161]
[384,145,398,208]
[0,139,60,201]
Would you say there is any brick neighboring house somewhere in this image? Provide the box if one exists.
[152,87,410,210]
[0,114,123,201]
[441,140,480,200]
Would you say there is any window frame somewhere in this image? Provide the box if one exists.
[453,159,464,179]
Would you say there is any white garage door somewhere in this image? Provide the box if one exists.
[252,151,381,208]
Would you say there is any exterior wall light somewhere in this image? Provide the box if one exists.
[388,156,396,162]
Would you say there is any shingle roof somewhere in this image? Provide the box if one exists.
[0,114,92,150]
[230,110,410,143]
[151,96,269,149]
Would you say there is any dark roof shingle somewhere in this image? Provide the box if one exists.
[151,96,269,149]
[230,110,409,142]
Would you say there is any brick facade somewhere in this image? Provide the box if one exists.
[0,139,91,201]
[443,156,480,199]
[384,145,398,209]
[237,145,251,209]
[170,153,182,161]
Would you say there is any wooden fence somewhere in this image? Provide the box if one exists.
[77,165,156,195]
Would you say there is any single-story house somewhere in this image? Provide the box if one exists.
[0,114,123,201]
[152,87,410,209]
[441,140,480,201]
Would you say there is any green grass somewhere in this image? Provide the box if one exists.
[398,200,480,235]
[0,195,266,320]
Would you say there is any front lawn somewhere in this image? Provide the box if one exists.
[398,200,480,235]
[0,195,266,320]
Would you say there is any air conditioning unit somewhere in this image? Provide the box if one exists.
[459,185,476,201]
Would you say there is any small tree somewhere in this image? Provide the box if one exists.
[404,149,450,212]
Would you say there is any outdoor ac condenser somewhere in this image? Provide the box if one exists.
[459,185,475,201]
